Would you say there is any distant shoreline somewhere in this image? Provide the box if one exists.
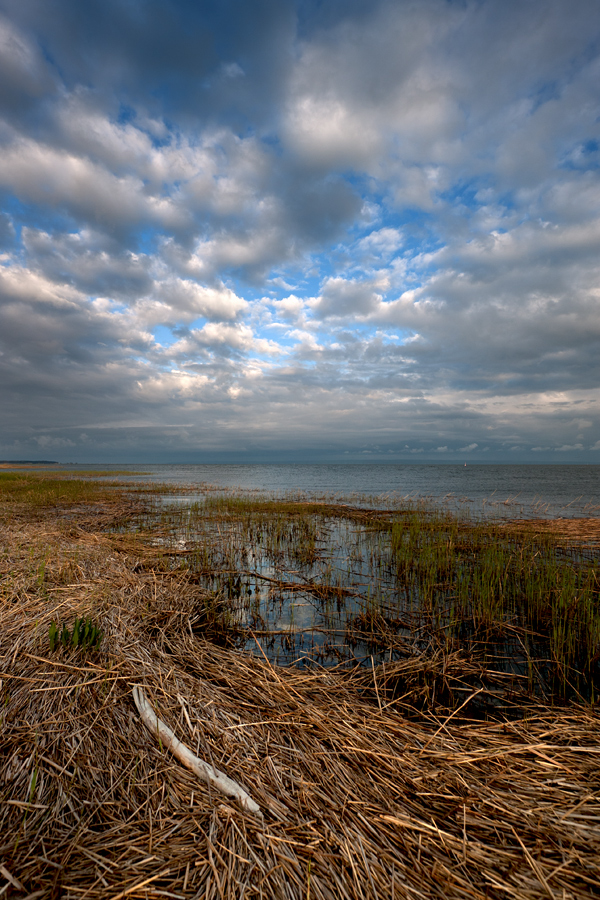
[0,460,59,467]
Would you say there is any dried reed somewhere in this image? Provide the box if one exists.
[1,489,599,899]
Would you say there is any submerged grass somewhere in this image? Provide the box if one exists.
[1,476,599,898]
[141,491,600,702]
[380,512,600,699]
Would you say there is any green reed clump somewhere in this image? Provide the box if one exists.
[383,512,600,696]
[48,616,103,652]
[200,494,359,520]
[155,498,324,572]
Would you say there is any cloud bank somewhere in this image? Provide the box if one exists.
[0,0,599,462]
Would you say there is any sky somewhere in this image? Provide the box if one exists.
[0,0,599,464]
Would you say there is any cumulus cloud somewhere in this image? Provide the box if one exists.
[172,322,281,357]
[0,0,599,461]
[0,14,55,117]
[310,277,383,318]
[22,227,153,299]
[0,136,188,236]
[149,280,247,323]
[355,227,403,263]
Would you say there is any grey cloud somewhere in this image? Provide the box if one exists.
[0,136,189,239]
[540,174,600,225]
[161,166,362,283]
[0,266,216,444]
[353,215,600,396]
[0,211,14,246]
[0,268,152,368]
[1,304,598,459]
[0,0,599,462]
[18,227,250,333]
[2,0,296,128]
[22,228,153,299]
[285,0,600,211]
[279,172,362,244]
[311,277,382,318]
[0,14,56,121]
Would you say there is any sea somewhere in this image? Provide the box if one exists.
[69,463,600,520]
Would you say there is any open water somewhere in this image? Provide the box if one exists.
[75,463,600,519]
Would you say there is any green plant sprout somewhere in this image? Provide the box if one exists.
[49,616,103,652]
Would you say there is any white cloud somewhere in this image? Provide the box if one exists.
[269,294,306,322]
[285,94,382,168]
[1,0,600,461]
[0,263,83,309]
[0,136,187,232]
[150,279,247,323]
[173,322,281,356]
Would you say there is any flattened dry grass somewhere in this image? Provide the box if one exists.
[504,516,600,546]
[1,487,600,898]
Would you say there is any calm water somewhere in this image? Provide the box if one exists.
[141,468,599,697]
[75,463,600,519]
[75,462,600,693]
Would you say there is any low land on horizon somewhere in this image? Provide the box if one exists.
[0,460,59,466]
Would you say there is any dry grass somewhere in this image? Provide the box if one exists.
[1,493,600,899]
[504,517,600,547]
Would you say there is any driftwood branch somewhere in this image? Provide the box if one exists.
[132,686,261,816]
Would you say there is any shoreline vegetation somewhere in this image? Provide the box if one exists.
[1,472,599,898]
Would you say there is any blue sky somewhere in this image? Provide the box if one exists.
[0,0,599,463]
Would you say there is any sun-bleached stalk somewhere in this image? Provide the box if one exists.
[132,686,261,816]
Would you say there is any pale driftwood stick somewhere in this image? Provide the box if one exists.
[132,686,261,816]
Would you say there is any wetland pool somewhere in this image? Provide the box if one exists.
[142,493,600,706]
